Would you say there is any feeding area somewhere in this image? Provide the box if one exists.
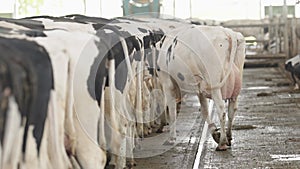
[0,0,300,169]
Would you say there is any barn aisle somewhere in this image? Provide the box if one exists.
[200,66,300,168]
[133,66,300,169]
[133,95,206,169]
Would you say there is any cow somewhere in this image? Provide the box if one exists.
[0,17,107,169]
[0,34,54,168]
[285,54,300,90]
[156,25,245,151]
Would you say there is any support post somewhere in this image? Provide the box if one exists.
[268,5,273,54]
[173,0,175,17]
[189,0,192,19]
[283,0,289,58]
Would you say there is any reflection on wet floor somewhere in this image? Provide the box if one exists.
[200,67,300,168]
[246,86,270,90]
[271,154,300,161]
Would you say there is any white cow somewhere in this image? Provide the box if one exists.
[157,25,245,150]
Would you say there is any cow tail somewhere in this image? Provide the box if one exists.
[106,35,128,136]
[108,54,116,128]
[136,39,144,138]
[210,30,237,90]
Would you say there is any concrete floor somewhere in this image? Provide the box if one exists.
[200,67,300,169]
[134,96,205,169]
[134,66,300,169]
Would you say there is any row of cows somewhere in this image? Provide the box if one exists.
[0,14,246,169]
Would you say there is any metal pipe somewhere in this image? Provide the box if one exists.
[173,0,175,17]
[283,0,289,58]
[100,0,102,16]
[189,0,192,19]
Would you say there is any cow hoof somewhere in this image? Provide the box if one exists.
[148,128,152,135]
[215,145,227,151]
[226,139,232,146]
[212,129,220,144]
[126,161,136,169]
[126,164,133,169]
[294,83,299,90]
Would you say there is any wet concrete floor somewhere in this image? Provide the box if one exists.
[134,66,300,169]
[200,67,300,169]
[133,95,205,169]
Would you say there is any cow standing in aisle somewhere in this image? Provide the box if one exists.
[156,25,245,150]
[285,54,300,90]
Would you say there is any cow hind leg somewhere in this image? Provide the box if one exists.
[156,108,167,133]
[73,115,106,169]
[226,98,238,146]
[158,83,177,144]
[157,73,178,144]
[212,90,228,151]
[2,96,23,169]
[165,99,177,145]
[126,122,136,169]
[198,93,220,144]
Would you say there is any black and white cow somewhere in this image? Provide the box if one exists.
[285,54,300,90]
[115,17,246,152]
[156,25,246,151]
[0,17,108,169]
[0,33,54,168]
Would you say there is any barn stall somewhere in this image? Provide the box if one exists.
[0,0,300,169]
